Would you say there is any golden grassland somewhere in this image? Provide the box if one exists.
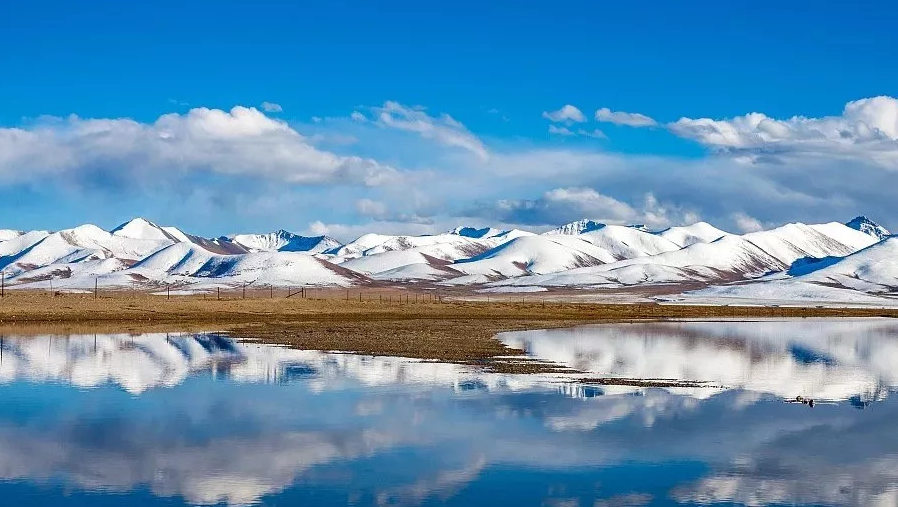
[1,289,895,373]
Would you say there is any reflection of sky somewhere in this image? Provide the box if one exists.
[499,318,898,402]
[0,326,895,506]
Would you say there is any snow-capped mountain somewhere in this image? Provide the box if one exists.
[544,219,606,236]
[452,235,606,278]
[1,216,896,304]
[846,215,891,240]
[231,230,341,253]
[491,221,880,289]
[0,229,24,241]
[656,222,729,247]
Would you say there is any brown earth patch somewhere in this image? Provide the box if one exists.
[1,289,896,374]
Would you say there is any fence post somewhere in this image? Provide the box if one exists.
[217,287,220,300]
[94,278,98,299]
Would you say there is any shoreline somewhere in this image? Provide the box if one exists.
[2,290,895,374]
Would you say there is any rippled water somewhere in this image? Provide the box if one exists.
[0,318,897,506]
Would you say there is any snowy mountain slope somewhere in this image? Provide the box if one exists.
[231,230,341,253]
[6,257,131,288]
[325,227,536,265]
[679,279,896,306]
[493,222,880,288]
[450,235,606,278]
[111,218,182,242]
[0,230,24,241]
[675,241,898,304]
[113,218,249,254]
[129,242,220,276]
[0,230,51,258]
[329,232,493,263]
[544,219,606,236]
[577,225,682,260]
[0,225,168,276]
[192,252,362,287]
[846,215,891,240]
[656,222,729,247]
[339,249,459,277]
[2,217,894,302]
[784,237,898,292]
[369,262,462,282]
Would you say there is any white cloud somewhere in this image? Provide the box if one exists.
[731,212,764,233]
[548,125,574,136]
[577,128,608,139]
[350,111,367,122]
[470,187,693,229]
[542,187,638,221]
[303,219,453,242]
[4,98,898,236]
[548,126,607,139]
[355,198,388,218]
[373,101,488,160]
[0,106,401,187]
[542,105,587,123]
[260,101,283,113]
[595,107,658,127]
[669,96,898,168]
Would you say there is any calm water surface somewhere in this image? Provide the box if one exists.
[1,318,897,506]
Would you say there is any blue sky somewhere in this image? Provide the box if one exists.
[1,1,897,239]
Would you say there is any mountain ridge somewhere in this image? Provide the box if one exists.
[1,216,895,305]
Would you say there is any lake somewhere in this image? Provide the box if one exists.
[0,318,896,506]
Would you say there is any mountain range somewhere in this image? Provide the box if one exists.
[1,216,895,305]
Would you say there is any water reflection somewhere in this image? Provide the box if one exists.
[0,332,540,394]
[499,318,898,402]
[0,321,895,506]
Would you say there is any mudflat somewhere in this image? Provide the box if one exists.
[2,290,896,373]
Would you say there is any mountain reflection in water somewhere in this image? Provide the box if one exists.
[0,319,896,507]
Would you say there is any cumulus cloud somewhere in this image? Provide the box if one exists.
[731,212,764,233]
[0,106,400,187]
[548,126,607,140]
[260,101,283,113]
[548,125,574,136]
[669,95,898,168]
[372,101,489,160]
[304,219,450,242]
[542,105,587,123]
[355,198,388,218]
[465,187,693,229]
[595,107,658,127]
[3,97,898,235]
[577,128,607,139]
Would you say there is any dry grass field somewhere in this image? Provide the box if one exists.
[2,289,896,373]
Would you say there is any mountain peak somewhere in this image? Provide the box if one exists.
[544,219,606,236]
[110,217,176,242]
[845,216,891,240]
[231,230,342,253]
